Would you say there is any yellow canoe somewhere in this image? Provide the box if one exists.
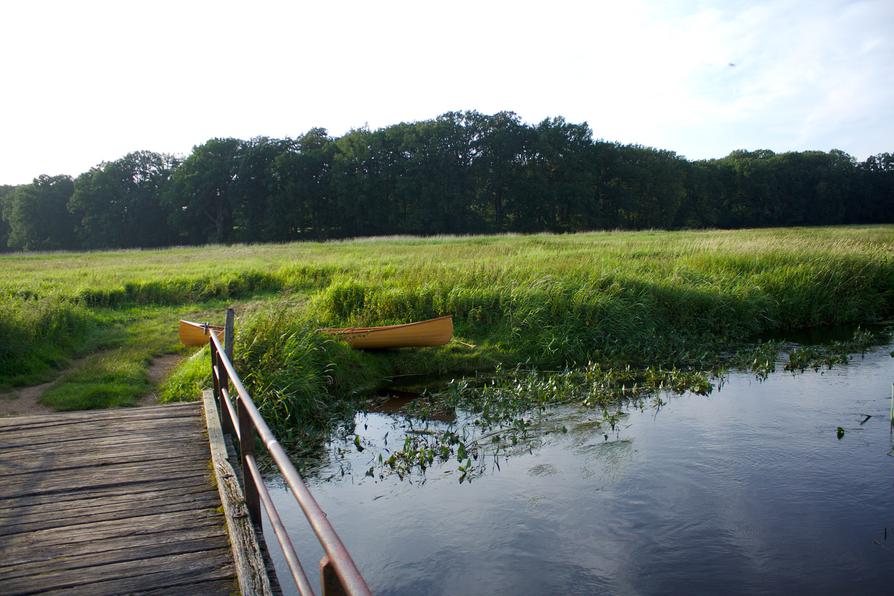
[319,316,453,349]
[179,320,225,347]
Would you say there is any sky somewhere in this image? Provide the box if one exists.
[1,0,892,185]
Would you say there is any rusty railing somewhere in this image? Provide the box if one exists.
[209,310,371,596]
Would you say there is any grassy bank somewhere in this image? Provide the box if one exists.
[1,226,893,428]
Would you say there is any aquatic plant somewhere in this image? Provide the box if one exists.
[367,364,715,481]
[785,327,888,372]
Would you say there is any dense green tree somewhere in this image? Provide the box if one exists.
[470,111,529,230]
[719,150,781,226]
[268,129,335,240]
[523,117,594,231]
[332,126,415,237]
[163,138,242,244]
[230,137,291,242]
[430,112,485,233]
[2,111,892,251]
[407,115,480,231]
[69,151,178,248]
[606,145,688,228]
[4,175,76,251]
[857,152,894,223]
[677,161,723,228]
[330,127,379,237]
[0,184,16,251]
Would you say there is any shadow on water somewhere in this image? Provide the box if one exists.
[264,341,894,595]
[368,390,457,424]
[759,322,890,345]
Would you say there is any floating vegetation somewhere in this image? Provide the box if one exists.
[355,326,892,483]
[733,340,785,380]
[362,363,714,482]
[728,327,890,379]
[784,327,882,372]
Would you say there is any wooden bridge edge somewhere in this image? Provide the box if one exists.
[202,390,275,596]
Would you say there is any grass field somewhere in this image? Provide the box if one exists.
[2,226,893,437]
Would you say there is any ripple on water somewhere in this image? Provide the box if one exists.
[264,345,894,595]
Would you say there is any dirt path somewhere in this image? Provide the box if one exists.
[0,382,55,417]
[137,354,184,407]
[0,353,185,417]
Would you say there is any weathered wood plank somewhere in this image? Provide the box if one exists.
[0,460,212,500]
[0,409,201,439]
[0,402,199,429]
[0,548,234,594]
[0,418,205,447]
[0,406,202,431]
[0,406,200,430]
[0,427,205,452]
[1,439,206,463]
[0,454,210,482]
[0,491,221,536]
[0,419,205,444]
[0,399,245,594]
[42,564,236,596]
[0,523,227,568]
[0,432,204,459]
[0,405,201,429]
[0,441,209,476]
[0,534,230,581]
[1,508,226,556]
[0,482,215,522]
[0,475,214,513]
[127,578,238,595]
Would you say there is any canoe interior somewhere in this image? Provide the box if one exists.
[179,320,225,347]
[319,316,453,349]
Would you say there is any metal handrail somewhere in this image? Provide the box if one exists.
[209,320,371,596]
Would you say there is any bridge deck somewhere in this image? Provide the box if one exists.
[0,402,237,595]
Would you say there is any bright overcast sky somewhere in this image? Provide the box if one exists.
[1,0,892,185]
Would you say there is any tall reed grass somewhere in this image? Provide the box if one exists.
[0,296,92,387]
[2,227,893,418]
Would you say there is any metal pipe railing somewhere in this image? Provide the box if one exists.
[245,452,316,595]
[209,316,371,596]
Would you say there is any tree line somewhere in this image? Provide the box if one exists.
[1,110,892,251]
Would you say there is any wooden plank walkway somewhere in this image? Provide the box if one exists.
[0,402,238,595]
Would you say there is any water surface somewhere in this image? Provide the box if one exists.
[264,346,894,594]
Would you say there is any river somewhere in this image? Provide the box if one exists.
[263,344,894,594]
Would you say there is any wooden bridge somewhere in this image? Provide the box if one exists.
[0,310,371,596]
[0,403,238,594]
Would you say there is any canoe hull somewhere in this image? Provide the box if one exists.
[320,316,453,349]
[179,320,225,347]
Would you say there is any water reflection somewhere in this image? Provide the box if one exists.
[263,346,894,595]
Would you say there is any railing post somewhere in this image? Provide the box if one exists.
[218,308,236,438]
[225,307,235,362]
[210,343,220,402]
[320,555,349,596]
[214,344,232,438]
[239,398,262,526]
